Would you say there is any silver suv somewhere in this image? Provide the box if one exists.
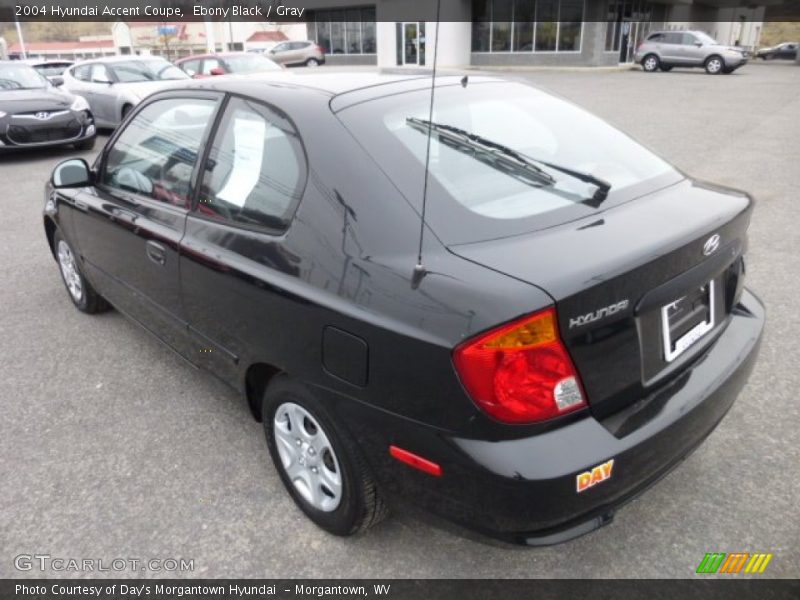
[635,31,748,75]
[267,41,326,67]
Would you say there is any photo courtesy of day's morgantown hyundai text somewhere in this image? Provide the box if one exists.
[43,72,764,545]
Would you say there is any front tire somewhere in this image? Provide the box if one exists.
[262,377,386,536]
[53,231,110,314]
[642,54,660,72]
[705,55,724,74]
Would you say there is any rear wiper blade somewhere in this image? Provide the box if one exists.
[407,117,612,206]
[407,117,555,188]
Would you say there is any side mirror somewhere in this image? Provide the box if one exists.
[50,76,64,87]
[209,67,225,76]
[694,41,703,47]
[51,158,92,188]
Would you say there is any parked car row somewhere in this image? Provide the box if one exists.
[0,46,316,151]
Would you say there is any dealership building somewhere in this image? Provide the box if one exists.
[305,0,766,68]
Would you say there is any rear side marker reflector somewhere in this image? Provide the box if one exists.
[389,445,443,477]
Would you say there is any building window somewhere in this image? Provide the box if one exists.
[472,0,584,53]
[312,7,377,55]
[605,0,655,53]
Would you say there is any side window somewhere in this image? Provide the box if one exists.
[682,33,698,46]
[647,33,664,43]
[202,58,221,75]
[73,65,91,81]
[101,98,217,208]
[273,43,289,52]
[90,64,111,83]
[197,97,306,230]
[181,59,200,76]
[664,33,682,45]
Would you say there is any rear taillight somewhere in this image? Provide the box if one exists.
[316,45,326,55]
[453,307,586,424]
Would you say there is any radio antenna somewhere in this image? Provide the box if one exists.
[411,1,441,290]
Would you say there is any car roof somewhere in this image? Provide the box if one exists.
[72,55,170,64]
[178,71,501,98]
[176,52,259,62]
[20,58,73,65]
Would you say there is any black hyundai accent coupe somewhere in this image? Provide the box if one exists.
[43,73,764,545]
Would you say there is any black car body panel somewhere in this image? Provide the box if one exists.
[43,74,764,543]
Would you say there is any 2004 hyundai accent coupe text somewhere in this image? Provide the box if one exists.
[43,74,764,545]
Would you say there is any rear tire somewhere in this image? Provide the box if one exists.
[705,55,724,74]
[642,54,660,72]
[53,230,110,314]
[305,58,321,67]
[262,377,386,536]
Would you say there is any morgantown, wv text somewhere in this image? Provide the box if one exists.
[16,583,393,598]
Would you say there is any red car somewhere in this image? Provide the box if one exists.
[175,52,283,78]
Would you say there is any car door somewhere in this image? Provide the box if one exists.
[87,63,116,125]
[270,42,290,64]
[201,58,223,76]
[179,58,202,78]
[68,92,222,355]
[680,33,705,65]
[66,64,96,111]
[179,96,308,384]
[658,33,681,63]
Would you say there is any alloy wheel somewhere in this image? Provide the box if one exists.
[707,58,723,73]
[273,402,342,512]
[57,240,83,302]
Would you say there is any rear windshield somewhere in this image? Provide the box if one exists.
[337,80,681,244]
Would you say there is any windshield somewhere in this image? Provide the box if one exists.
[338,80,681,243]
[112,60,189,83]
[224,55,281,74]
[0,64,49,90]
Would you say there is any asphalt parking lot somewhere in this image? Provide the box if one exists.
[1,62,798,579]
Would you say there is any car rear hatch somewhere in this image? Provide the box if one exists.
[448,178,752,420]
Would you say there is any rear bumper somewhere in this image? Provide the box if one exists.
[346,289,764,544]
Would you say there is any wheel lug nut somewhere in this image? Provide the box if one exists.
[310,466,319,474]
[295,439,302,447]
[308,447,316,456]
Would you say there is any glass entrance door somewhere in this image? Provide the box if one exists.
[403,22,419,65]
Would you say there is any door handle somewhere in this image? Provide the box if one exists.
[110,206,138,224]
[145,240,167,266]
[74,199,89,211]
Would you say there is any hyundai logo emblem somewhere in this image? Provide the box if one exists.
[34,112,50,120]
[703,234,721,256]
